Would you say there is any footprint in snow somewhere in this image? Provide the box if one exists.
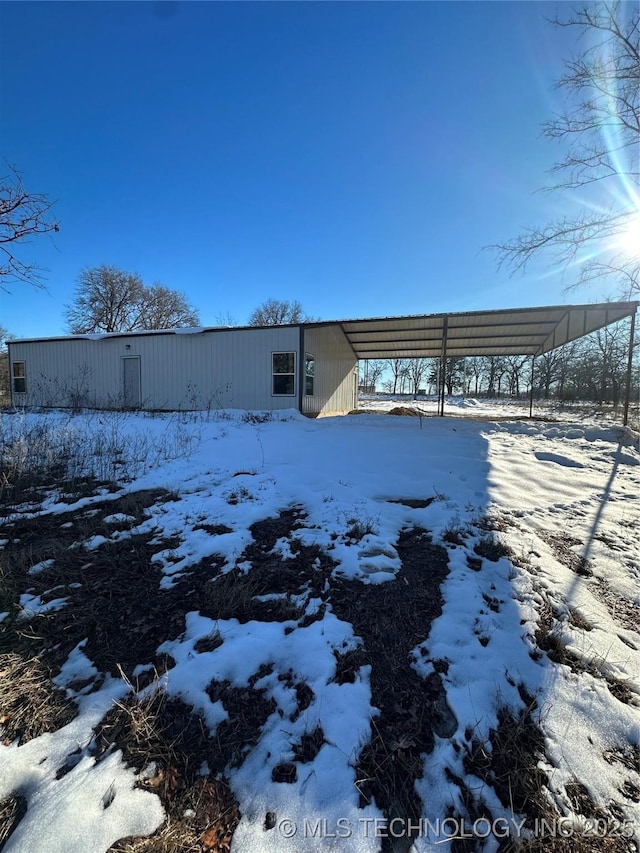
[613,451,640,467]
[534,451,584,468]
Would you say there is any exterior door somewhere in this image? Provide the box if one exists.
[122,356,141,408]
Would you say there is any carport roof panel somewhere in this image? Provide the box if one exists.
[316,302,638,359]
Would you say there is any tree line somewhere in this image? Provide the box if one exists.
[63,269,313,334]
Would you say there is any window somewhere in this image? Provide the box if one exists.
[272,352,296,396]
[305,353,315,396]
[12,361,26,394]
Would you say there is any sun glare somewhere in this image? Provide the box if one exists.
[616,212,640,258]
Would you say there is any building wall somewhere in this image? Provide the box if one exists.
[8,326,303,411]
[303,325,358,415]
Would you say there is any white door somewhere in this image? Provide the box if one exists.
[122,356,141,407]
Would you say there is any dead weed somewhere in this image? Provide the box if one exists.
[0,653,76,745]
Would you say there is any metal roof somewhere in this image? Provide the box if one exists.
[9,301,637,358]
[313,301,638,360]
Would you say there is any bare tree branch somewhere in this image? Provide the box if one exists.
[139,284,200,329]
[0,164,59,290]
[490,2,640,298]
[65,266,200,333]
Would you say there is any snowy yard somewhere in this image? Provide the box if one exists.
[0,405,638,852]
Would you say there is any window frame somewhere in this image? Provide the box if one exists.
[12,361,26,394]
[305,353,315,397]
[271,351,296,397]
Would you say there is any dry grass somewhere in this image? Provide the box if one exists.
[534,594,637,707]
[0,653,77,745]
[93,687,240,853]
[473,534,513,563]
[590,577,640,634]
[544,533,593,577]
[0,794,27,849]
[457,695,635,853]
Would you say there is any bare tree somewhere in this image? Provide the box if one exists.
[359,359,385,392]
[536,349,565,399]
[444,357,466,395]
[492,2,639,298]
[367,359,385,391]
[66,266,145,333]
[467,358,484,396]
[139,284,200,329]
[65,265,200,333]
[480,356,507,397]
[249,298,310,326]
[213,310,239,327]
[589,324,630,405]
[504,356,529,397]
[384,358,409,394]
[406,357,428,396]
[535,343,580,400]
[0,164,59,290]
[429,357,465,395]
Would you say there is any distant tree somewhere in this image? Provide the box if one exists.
[586,324,629,405]
[248,298,310,326]
[65,265,200,334]
[406,357,428,396]
[368,360,385,391]
[536,350,564,400]
[359,359,385,392]
[479,356,507,397]
[138,284,200,329]
[66,266,145,333]
[504,356,529,398]
[492,2,640,298]
[384,358,409,395]
[427,357,465,395]
[0,164,59,290]
[213,310,239,327]
[444,357,466,395]
[467,358,484,396]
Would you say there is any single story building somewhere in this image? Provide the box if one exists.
[7,323,358,416]
[6,301,638,418]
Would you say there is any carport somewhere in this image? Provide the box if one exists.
[317,301,639,424]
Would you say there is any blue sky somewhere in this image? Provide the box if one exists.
[0,1,611,339]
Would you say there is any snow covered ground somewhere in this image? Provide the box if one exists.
[358,393,638,428]
[0,404,638,852]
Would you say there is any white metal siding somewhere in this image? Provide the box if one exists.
[303,325,357,415]
[9,327,301,411]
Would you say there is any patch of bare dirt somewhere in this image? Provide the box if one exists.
[330,528,454,852]
[590,578,640,635]
[91,691,240,853]
[534,596,636,706]
[455,692,636,853]
[544,533,593,577]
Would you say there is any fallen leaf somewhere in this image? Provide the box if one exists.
[201,826,223,850]
[141,769,164,789]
